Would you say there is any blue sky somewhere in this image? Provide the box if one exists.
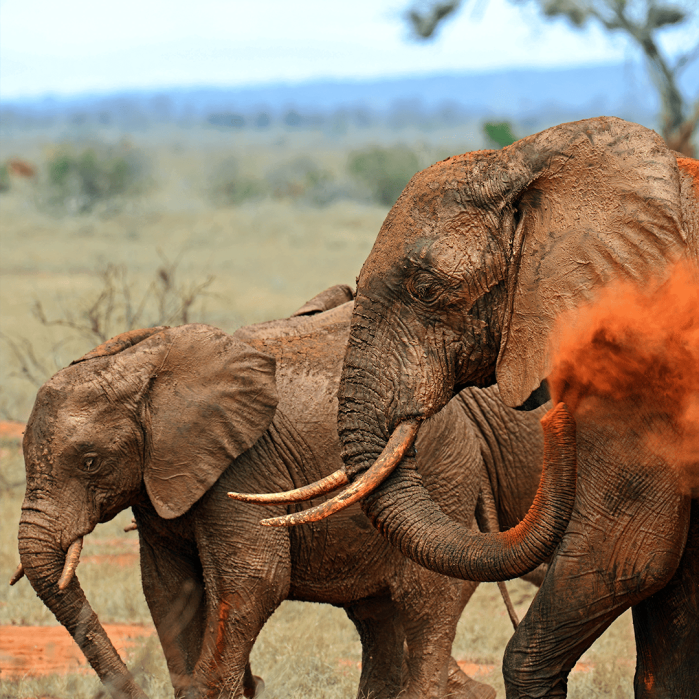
[0,0,692,99]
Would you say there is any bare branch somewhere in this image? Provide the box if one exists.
[674,40,699,73]
[407,0,464,39]
[0,333,53,387]
[6,255,220,402]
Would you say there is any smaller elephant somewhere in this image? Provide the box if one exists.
[15,286,551,699]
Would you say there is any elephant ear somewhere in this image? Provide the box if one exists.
[124,324,278,519]
[290,284,355,316]
[496,117,688,408]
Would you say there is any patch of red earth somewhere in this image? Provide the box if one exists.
[337,658,605,678]
[0,421,25,440]
[82,537,140,567]
[457,661,497,677]
[82,553,140,566]
[456,659,631,676]
[0,624,155,678]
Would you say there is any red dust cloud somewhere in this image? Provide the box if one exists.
[548,260,699,492]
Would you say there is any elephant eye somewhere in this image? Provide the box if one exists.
[408,272,443,306]
[81,453,100,473]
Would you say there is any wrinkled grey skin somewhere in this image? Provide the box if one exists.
[335,117,699,697]
[18,289,547,699]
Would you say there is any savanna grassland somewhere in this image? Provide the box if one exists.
[0,120,635,697]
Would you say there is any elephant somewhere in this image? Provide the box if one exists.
[13,284,565,699]
[243,117,699,697]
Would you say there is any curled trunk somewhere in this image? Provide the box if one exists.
[18,507,146,699]
[360,404,577,582]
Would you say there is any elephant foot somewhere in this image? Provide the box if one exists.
[448,657,496,699]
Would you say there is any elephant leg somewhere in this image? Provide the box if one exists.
[633,499,699,699]
[393,566,492,699]
[137,526,206,698]
[345,596,405,699]
[191,505,291,699]
[502,452,691,699]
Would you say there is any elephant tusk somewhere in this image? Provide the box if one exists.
[260,419,420,528]
[227,469,350,504]
[58,537,84,591]
[9,563,24,586]
[123,518,138,532]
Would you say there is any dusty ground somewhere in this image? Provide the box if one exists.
[0,623,156,678]
[0,621,614,680]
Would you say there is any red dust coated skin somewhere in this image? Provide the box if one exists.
[17,286,558,699]
[278,118,699,697]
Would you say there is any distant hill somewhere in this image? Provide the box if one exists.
[1,61,696,131]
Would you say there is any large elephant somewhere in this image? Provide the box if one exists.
[248,118,699,697]
[13,286,569,699]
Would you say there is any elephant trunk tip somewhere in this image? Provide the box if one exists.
[540,402,575,433]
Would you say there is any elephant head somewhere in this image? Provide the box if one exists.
[239,117,693,581]
[16,324,278,697]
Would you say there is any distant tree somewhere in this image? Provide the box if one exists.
[406,0,699,155]
[484,120,518,147]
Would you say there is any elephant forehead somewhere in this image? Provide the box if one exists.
[421,225,505,275]
[359,153,505,283]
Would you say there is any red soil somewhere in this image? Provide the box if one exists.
[0,621,605,681]
[0,421,25,440]
[0,623,155,678]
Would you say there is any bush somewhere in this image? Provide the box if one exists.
[265,157,339,206]
[211,156,345,207]
[0,163,9,192]
[483,121,517,149]
[347,145,419,207]
[42,142,146,213]
[209,158,267,205]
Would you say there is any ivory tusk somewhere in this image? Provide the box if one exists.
[228,469,350,504]
[124,518,138,532]
[9,563,24,586]
[260,419,420,527]
[58,537,84,591]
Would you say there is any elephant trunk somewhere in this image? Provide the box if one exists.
[359,405,577,582]
[18,505,147,699]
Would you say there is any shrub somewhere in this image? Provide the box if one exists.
[43,142,146,213]
[0,163,9,192]
[209,158,267,205]
[265,157,339,206]
[347,145,419,207]
[483,121,517,149]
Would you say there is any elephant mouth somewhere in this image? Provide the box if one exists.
[227,418,420,525]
